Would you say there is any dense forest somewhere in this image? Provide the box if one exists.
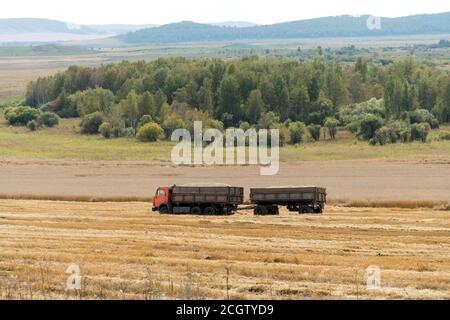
[119,13,450,44]
[19,56,450,144]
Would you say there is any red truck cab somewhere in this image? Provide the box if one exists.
[152,186,173,212]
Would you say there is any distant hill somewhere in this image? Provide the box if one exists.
[209,21,259,28]
[0,18,151,43]
[119,12,450,44]
[0,18,96,35]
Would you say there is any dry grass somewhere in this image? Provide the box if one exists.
[0,194,448,211]
[0,200,449,300]
[329,199,450,211]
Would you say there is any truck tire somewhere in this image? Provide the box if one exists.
[204,206,217,215]
[254,205,269,215]
[190,206,203,215]
[159,206,170,214]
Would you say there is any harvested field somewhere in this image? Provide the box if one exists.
[0,200,448,300]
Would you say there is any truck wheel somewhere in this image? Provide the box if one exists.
[190,206,203,215]
[254,206,269,215]
[299,205,313,214]
[159,206,169,214]
[204,206,217,215]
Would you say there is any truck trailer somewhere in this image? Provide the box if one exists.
[250,186,327,215]
[152,185,244,215]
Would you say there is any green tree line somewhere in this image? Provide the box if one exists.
[22,56,450,143]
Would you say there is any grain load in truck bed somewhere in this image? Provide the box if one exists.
[172,186,244,205]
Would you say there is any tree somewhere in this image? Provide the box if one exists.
[99,122,112,139]
[80,112,103,134]
[246,89,265,124]
[358,115,383,140]
[138,91,156,118]
[218,75,241,126]
[258,112,280,129]
[324,117,339,140]
[136,123,164,142]
[307,125,321,141]
[411,123,431,143]
[289,85,310,122]
[73,87,115,116]
[121,90,140,131]
[288,121,306,144]
[355,57,368,82]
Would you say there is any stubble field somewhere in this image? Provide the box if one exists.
[0,200,448,300]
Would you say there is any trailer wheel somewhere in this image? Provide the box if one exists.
[190,206,203,215]
[314,204,324,214]
[204,206,217,215]
[299,205,314,214]
[254,206,269,215]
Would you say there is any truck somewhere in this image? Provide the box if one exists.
[152,185,244,215]
[250,186,327,215]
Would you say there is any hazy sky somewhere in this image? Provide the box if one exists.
[2,0,450,25]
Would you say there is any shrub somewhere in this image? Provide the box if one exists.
[99,122,112,139]
[4,106,40,126]
[136,122,164,142]
[324,117,339,140]
[27,120,38,131]
[38,112,60,127]
[307,125,321,141]
[358,115,383,140]
[138,115,153,128]
[439,132,450,141]
[80,112,103,134]
[275,125,290,147]
[288,121,306,144]
[409,109,439,129]
[119,127,136,138]
[411,122,431,143]
[162,113,187,138]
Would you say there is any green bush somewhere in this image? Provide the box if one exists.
[307,125,321,141]
[27,120,38,131]
[288,121,306,144]
[99,122,112,139]
[138,115,153,128]
[136,122,164,142]
[80,112,103,134]
[409,109,439,129]
[38,112,60,127]
[411,122,431,143]
[4,106,40,126]
[162,114,187,138]
[358,115,383,140]
[324,117,339,140]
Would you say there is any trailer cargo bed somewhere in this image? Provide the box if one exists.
[250,186,326,214]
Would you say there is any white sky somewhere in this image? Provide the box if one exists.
[1,0,450,25]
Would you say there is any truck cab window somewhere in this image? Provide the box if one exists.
[157,190,165,196]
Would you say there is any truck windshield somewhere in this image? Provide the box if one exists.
[157,190,165,196]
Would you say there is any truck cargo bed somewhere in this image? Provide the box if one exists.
[172,186,244,205]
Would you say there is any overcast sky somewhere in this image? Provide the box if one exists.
[2,0,450,25]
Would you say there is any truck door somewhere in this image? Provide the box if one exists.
[153,188,169,209]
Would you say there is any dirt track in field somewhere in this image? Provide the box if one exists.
[0,200,448,300]
[1,159,450,202]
